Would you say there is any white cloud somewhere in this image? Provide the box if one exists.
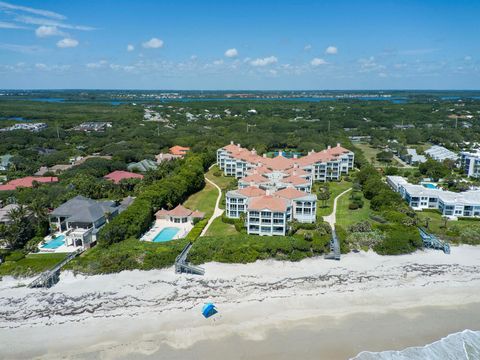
[213,59,224,65]
[0,43,43,53]
[14,15,95,31]
[311,58,327,66]
[57,38,78,48]
[465,56,472,61]
[35,25,66,38]
[250,56,278,67]
[127,44,135,52]
[35,63,48,70]
[325,46,338,55]
[0,1,65,20]
[142,38,164,49]
[0,21,27,29]
[224,48,238,58]
[304,44,312,51]
[86,60,108,69]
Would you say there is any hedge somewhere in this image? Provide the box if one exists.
[185,218,209,242]
[98,155,206,246]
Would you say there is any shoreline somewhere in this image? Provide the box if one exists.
[1,246,480,359]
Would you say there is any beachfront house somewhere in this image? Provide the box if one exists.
[387,176,480,218]
[104,170,144,184]
[49,195,120,248]
[155,204,204,224]
[0,176,59,191]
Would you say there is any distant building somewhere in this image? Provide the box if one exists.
[155,153,179,164]
[73,122,112,132]
[0,176,58,191]
[127,159,157,172]
[104,170,144,184]
[0,123,47,132]
[0,204,20,225]
[387,176,480,218]
[403,148,427,165]
[0,154,13,171]
[424,145,458,162]
[460,150,480,178]
[169,145,190,157]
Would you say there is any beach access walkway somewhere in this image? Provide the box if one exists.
[323,187,352,260]
[200,164,224,237]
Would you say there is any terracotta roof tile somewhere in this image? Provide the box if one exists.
[248,195,289,212]
[104,170,144,184]
[237,186,266,197]
[274,187,310,199]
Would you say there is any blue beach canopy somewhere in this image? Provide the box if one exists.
[202,303,218,318]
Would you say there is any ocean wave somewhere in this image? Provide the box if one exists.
[351,329,480,359]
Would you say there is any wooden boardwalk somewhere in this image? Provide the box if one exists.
[175,243,205,275]
[29,249,84,288]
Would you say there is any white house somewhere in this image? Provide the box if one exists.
[387,176,480,218]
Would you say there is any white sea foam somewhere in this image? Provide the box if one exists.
[352,329,480,360]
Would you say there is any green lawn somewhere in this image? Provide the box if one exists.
[205,216,238,237]
[205,165,236,190]
[184,181,218,217]
[356,143,401,168]
[416,211,480,241]
[316,180,353,217]
[205,165,236,210]
[336,191,371,228]
[0,253,67,277]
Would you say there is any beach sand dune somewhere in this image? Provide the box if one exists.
[0,246,479,359]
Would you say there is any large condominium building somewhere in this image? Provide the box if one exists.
[219,142,353,236]
[387,176,480,218]
[460,150,480,178]
[217,142,354,181]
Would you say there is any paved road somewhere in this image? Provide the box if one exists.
[200,165,224,237]
[323,188,352,228]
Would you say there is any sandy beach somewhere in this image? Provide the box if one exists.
[1,246,480,359]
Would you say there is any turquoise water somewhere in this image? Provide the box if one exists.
[423,183,437,189]
[41,235,66,249]
[152,227,180,242]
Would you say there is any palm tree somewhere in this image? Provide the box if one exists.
[424,216,431,229]
[441,216,448,229]
[28,200,48,234]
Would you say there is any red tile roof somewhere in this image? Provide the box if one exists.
[104,170,144,184]
[248,195,289,212]
[274,187,310,199]
[260,155,294,171]
[239,173,269,184]
[237,186,266,197]
[282,175,309,186]
[167,204,193,217]
[0,176,58,191]
[169,145,190,156]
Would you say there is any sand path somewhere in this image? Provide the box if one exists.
[200,164,223,236]
[323,187,352,228]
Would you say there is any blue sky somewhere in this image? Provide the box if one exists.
[0,0,479,89]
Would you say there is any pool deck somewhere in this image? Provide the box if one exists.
[37,233,82,254]
[141,219,192,242]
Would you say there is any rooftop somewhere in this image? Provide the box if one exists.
[104,170,144,184]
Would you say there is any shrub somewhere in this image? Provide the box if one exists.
[349,202,359,210]
[373,224,422,255]
[5,251,25,262]
[185,218,209,242]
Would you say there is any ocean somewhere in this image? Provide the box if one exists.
[353,330,480,360]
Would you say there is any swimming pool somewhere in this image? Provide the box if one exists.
[423,183,437,189]
[152,227,180,242]
[41,235,66,249]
